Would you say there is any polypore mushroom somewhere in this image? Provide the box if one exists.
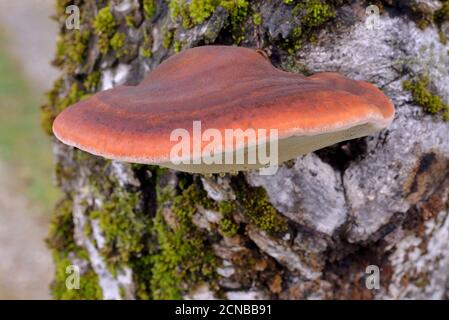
[53,45,394,174]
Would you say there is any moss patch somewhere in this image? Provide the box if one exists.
[41,80,90,135]
[93,6,117,54]
[173,40,183,53]
[169,0,193,29]
[189,0,219,25]
[54,29,91,71]
[150,183,218,299]
[434,1,449,43]
[219,216,239,237]
[110,32,125,50]
[434,1,449,26]
[169,0,249,42]
[233,178,288,234]
[84,71,101,92]
[110,32,127,57]
[302,0,335,27]
[51,252,103,300]
[221,0,249,43]
[253,12,262,26]
[47,198,103,300]
[403,75,449,121]
[90,191,150,265]
[282,0,335,54]
[218,201,239,237]
[47,198,76,252]
[42,2,97,135]
[140,28,153,58]
[143,0,157,19]
[162,29,175,49]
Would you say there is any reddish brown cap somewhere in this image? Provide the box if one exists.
[53,45,394,173]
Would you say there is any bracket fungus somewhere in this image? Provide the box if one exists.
[53,45,394,174]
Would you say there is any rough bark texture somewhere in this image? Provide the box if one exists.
[44,0,449,299]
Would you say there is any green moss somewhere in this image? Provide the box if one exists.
[217,200,239,237]
[218,200,235,215]
[66,31,90,64]
[219,216,239,237]
[234,180,288,234]
[54,160,77,186]
[285,26,302,54]
[97,165,165,299]
[41,79,61,135]
[253,12,262,26]
[47,198,76,252]
[169,0,248,42]
[84,71,101,92]
[141,48,153,58]
[110,32,125,51]
[283,0,294,4]
[173,40,183,53]
[150,184,218,299]
[125,15,136,28]
[54,30,91,70]
[169,0,184,19]
[143,0,157,19]
[151,165,169,179]
[110,32,128,57]
[129,253,154,299]
[302,0,335,27]
[220,0,249,43]
[83,220,93,238]
[65,83,90,108]
[93,6,117,54]
[46,198,103,300]
[77,164,161,299]
[282,0,335,55]
[169,0,194,29]
[51,252,103,300]
[189,0,218,24]
[434,1,449,43]
[55,0,72,15]
[140,28,153,58]
[91,192,150,264]
[41,81,89,135]
[403,75,449,121]
[434,1,449,25]
[162,29,174,49]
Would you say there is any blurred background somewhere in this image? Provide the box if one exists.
[0,0,59,299]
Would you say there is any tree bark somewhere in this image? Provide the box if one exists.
[44,0,449,299]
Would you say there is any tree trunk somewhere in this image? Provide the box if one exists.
[43,0,449,299]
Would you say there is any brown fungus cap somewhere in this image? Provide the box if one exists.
[53,45,394,174]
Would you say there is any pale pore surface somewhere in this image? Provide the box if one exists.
[160,122,380,174]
